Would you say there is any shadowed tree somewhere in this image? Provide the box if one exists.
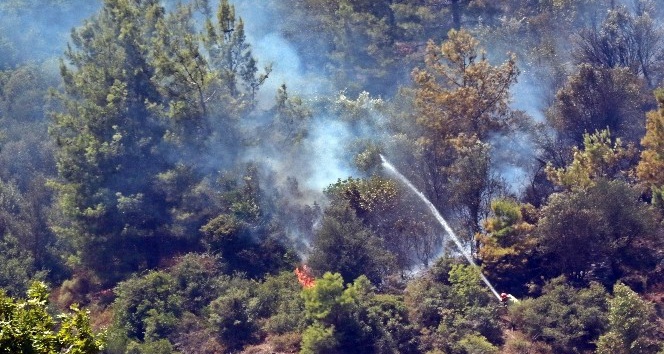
[510,277,609,353]
[548,64,651,147]
[308,203,394,285]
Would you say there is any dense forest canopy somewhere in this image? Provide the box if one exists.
[0,0,663,353]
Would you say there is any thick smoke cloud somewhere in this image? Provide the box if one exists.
[232,0,364,199]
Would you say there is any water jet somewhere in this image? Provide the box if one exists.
[380,154,501,301]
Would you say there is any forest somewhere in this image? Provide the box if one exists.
[0,0,663,353]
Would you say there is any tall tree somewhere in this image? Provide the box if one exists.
[402,29,518,249]
[51,0,269,284]
[636,88,664,206]
[51,0,168,283]
[536,179,657,287]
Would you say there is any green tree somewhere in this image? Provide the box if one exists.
[51,0,174,282]
[366,293,419,354]
[322,176,430,272]
[112,271,183,343]
[546,129,637,191]
[208,284,260,351]
[307,203,394,285]
[404,258,501,354]
[256,271,306,335]
[0,281,103,354]
[476,198,538,295]
[637,88,664,209]
[51,0,270,284]
[596,283,663,354]
[510,277,609,353]
[536,179,657,287]
[0,64,63,285]
[300,273,403,354]
[300,323,338,354]
[169,253,226,315]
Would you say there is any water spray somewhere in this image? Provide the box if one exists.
[380,154,502,301]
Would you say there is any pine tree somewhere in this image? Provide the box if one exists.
[51,0,270,283]
[51,0,168,282]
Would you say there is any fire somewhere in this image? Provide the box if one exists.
[295,265,315,289]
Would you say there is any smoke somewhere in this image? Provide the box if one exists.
[230,1,386,206]
[306,116,358,191]
[490,131,537,195]
[0,1,100,67]
[235,0,333,108]
[251,33,330,108]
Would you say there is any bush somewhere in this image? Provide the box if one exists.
[510,277,608,353]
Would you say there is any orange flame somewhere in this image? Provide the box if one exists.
[295,265,315,289]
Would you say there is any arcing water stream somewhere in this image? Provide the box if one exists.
[380,155,502,301]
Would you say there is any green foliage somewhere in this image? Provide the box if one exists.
[302,272,346,322]
[366,294,419,354]
[637,88,664,192]
[300,273,416,354]
[405,259,502,354]
[0,64,63,287]
[113,272,183,342]
[4,1,664,353]
[300,323,338,354]
[169,253,225,315]
[477,198,538,295]
[323,175,434,272]
[274,0,504,96]
[458,334,499,354]
[0,281,103,353]
[272,84,312,147]
[50,0,271,284]
[108,254,270,353]
[546,129,636,190]
[308,204,394,285]
[125,339,175,354]
[201,213,246,252]
[393,28,519,247]
[596,283,663,354]
[208,284,260,350]
[510,277,608,353]
[536,179,658,287]
[256,271,306,335]
[0,233,37,297]
[325,176,399,219]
